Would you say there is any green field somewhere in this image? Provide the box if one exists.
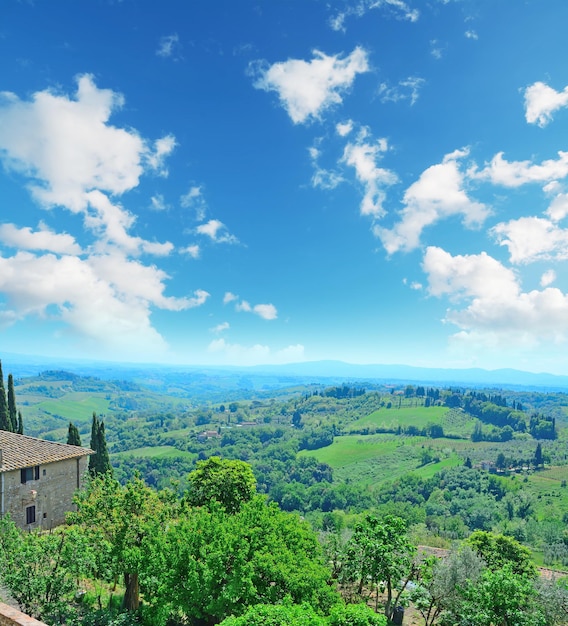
[347,405,475,437]
[301,434,462,485]
[27,392,110,421]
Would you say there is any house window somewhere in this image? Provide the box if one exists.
[20,465,40,484]
[26,505,36,525]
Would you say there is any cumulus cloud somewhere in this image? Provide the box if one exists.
[378,76,425,105]
[524,81,568,127]
[465,30,478,40]
[541,269,556,287]
[491,216,568,264]
[180,244,200,259]
[336,120,354,136]
[0,75,143,210]
[546,192,568,221]
[223,291,238,304]
[0,250,208,357]
[474,151,568,187]
[329,0,419,32]
[376,149,489,253]
[0,75,206,356]
[0,223,81,255]
[196,219,239,244]
[341,133,398,216]
[423,246,568,345]
[227,293,278,319]
[251,47,369,124]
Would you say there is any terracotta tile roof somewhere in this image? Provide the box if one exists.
[0,430,93,472]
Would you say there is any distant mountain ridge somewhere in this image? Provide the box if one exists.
[3,352,568,391]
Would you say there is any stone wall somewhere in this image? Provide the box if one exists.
[0,603,47,626]
[2,456,89,529]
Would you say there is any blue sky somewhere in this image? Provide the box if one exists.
[1,0,568,373]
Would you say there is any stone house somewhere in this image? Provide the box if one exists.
[0,430,93,530]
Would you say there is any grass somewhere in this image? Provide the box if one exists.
[347,405,475,437]
[28,393,110,421]
[300,434,463,486]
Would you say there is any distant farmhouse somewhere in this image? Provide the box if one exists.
[0,431,93,529]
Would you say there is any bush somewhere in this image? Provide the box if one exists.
[328,603,388,626]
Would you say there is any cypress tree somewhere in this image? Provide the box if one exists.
[97,421,112,475]
[89,412,99,474]
[89,412,112,476]
[7,374,17,433]
[17,410,24,435]
[0,361,10,432]
[67,422,82,447]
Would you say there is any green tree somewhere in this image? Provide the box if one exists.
[67,422,82,447]
[0,515,92,623]
[344,514,416,619]
[88,412,112,476]
[457,565,546,626]
[17,409,23,435]
[410,546,484,626]
[7,373,17,432]
[185,456,257,514]
[465,530,536,577]
[534,442,544,469]
[0,360,10,432]
[156,496,338,625]
[69,473,174,613]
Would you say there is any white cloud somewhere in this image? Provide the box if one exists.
[465,30,478,40]
[329,0,419,32]
[0,250,207,357]
[342,134,398,216]
[524,81,568,127]
[546,192,568,221]
[336,120,354,136]
[491,216,568,264]
[430,39,444,59]
[150,194,168,211]
[180,185,207,220]
[309,144,344,190]
[85,190,173,256]
[210,321,229,334]
[252,303,278,320]
[196,219,239,244]
[207,338,304,365]
[156,33,181,59]
[376,148,489,253]
[0,75,204,356]
[232,295,278,319]
[0,75,145,211]
[235,300,252,313]
[0,223,81,255]
[181,244,200,259]
[423,246,568,345]
[252,47,369,124]
[474,151,568,187]
[378,76,425,105]
[223,291,238,304]
[541,269,556,287]
[146,134,176,176]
